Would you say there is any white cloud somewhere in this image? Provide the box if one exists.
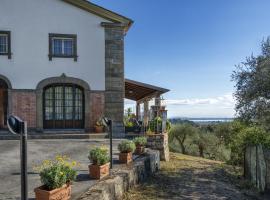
[165,94,236,118]
[125,99,135,105]
[165,93,235,107]
[124,94,236,118]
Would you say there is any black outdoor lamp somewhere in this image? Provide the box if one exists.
[7,115,28,200]
[102,117,113,169]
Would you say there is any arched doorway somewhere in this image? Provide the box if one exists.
[0,79,8,129]
[43,84,84,129]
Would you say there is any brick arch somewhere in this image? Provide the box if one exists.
[36,74,91,132]
[0,74,12,89]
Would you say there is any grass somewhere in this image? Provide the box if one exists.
[123,153,262,200]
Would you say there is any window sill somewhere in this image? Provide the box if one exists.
[48,54,78,62]
[0,53,12,59]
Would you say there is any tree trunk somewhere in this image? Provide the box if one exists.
[199,144,204,158]
[180,143,186,154]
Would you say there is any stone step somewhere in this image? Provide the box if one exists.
[0,133,108,140]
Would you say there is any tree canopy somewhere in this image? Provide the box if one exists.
[232,37,270,129]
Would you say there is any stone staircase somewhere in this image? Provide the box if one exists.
[0,130,108,140]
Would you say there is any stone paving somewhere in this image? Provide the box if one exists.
[0,139,122,200]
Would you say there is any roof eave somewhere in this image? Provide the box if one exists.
[125,79,170,95]
[62,0,133,32]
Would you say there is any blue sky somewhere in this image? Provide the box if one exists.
[92,0,270,118]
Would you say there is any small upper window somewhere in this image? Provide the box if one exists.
[49,34,77,61]
[0,31,11,59]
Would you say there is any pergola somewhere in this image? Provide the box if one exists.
[125,79,169,124]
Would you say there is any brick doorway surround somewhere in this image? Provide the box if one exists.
[36,74,91,132]
[0,89,5,128]
[0,75,12,129]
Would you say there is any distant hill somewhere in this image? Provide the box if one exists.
[169,117,234,125]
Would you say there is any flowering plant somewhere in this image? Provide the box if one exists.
[95,117,105,127]
[34,155,78,190]
[88,146,110,165]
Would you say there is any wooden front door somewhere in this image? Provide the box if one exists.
[43,84,84,129]
[0,88,7,129]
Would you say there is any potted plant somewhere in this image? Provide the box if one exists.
[95,118,104,133]
[88,146,110,179]
[133,137,147,154]
[34,155,77,200]
[118,140,136,164]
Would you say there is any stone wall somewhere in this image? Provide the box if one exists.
[79,149,160,200]
[244,145,270,192]
[147,133,170,161]
[103,23,125,138]
[11,90,37,128]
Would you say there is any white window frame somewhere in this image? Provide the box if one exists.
[0,34,8,54]
[52,37,74,56]
[49,33,77,61]
[0,31,11,59]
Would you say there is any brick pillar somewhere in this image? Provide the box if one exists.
[102,23,126,138]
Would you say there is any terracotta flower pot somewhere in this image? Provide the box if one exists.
[135,145,145,155]
[89,162,110,179]
[95,125,104,133]
[119,152,133,164]
[34,183,71,200]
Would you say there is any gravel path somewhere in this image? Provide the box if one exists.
[123,153,269,200]
[0,139,121,200]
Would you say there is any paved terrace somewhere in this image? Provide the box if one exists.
[0,139,123,200]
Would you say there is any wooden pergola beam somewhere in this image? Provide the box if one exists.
[125,79,169,102]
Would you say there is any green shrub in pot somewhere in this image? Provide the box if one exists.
[118,140,136,153]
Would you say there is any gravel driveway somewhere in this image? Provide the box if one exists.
[0,139,121,200]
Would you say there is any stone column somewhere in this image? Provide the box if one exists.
[147,133,170,161]
[102,22,126,138]
[136,102,141,120]
[143,100,149,126]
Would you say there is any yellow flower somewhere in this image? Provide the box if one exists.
[60,171,64,176]
[42,159,51,165]
[71,161,77,167]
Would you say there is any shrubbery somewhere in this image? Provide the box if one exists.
[133,137,147,146]
[88,146,110,165]
[118,140,136,153]
[169,120,270,164]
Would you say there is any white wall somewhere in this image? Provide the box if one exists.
[0,0,109,90]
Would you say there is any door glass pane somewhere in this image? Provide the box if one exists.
[44,87,53,120]
[65,86,73,120]
[74,88,83,120]
[54,86,63,120]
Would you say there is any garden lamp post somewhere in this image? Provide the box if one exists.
[102,117,113,169]
[7,115,28,200]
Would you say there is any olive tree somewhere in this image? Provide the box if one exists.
[232,37,270,129]
[169,124,197,154]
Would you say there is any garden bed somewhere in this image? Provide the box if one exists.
[78,148,160,200]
